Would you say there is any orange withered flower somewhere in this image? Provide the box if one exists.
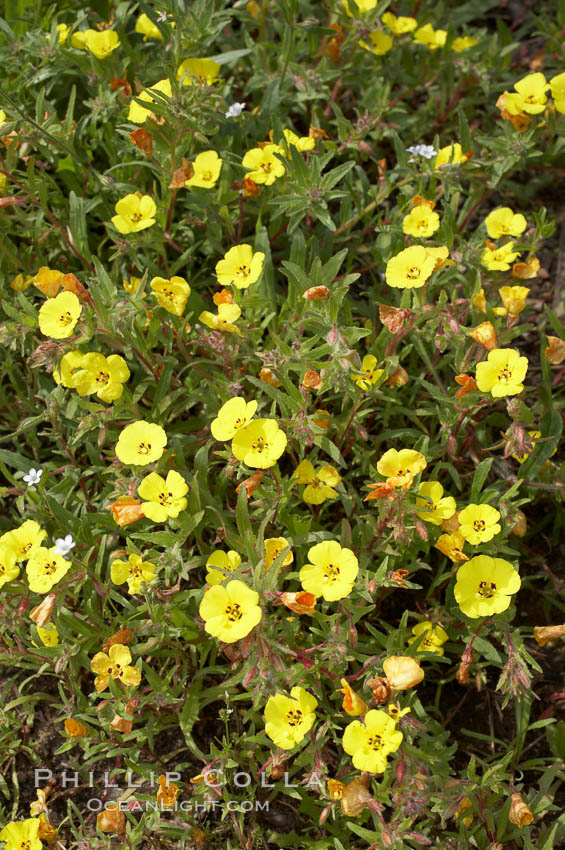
[301,369,323,390]
[157,775,180,807]
[276,591,316,615]
[64,718,88,738]
[469,321,497,351]
[303,285,330,301]
[108,496,144,527]
[130,127,153,155]
[454,374,478,401]
[338,678,368,716]
[103,626,133,652]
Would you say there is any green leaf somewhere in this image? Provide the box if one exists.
[471,457,494,502]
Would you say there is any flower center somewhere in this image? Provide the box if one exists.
[43,560,59,576]
[59,311,73,326]
[286,708,303,727]
[323,562,340,582]
[158,490,174,506]
[237,264,250,278]
[131,210,143,222]
[406,266,421,280]
[261,161,272,173]
[473,519,486,532]
[478,580,497,598]
[22,542,32,554]
[251,436,268,453]
[498,367,512,383]
[96,370,110,385]
[225,603,243,622]
[202,170,213,181]
[137,442,152,455]
[367,733,383,750]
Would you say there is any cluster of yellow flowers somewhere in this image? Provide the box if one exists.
[499,71,565,126]
[0,520,70,594]
[367,448,521,618]
[348,8,477,55]
[210,397,287,468]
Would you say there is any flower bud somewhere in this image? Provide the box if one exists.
[383,656,424,690]
[456,661,471,685]
[338,678,368,716]
[509,510,527,537]
[508,792,534,827]
[301,369,323,390]
[277,591,316,615]
[303,285,330,301]
[367,677,390,704]
[30,594,56,627]
[108,496,144,527]
[64,718,88,738]
[340,777,372,816]
[469,321,497,351]
[533,624,565,647]
[97,806,125,834]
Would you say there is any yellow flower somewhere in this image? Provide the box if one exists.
[56,23,70,45]
[157,775,180,808]
[26,547,71,593]
[455,797,474,826]
[458,504,501,544]
[135,13,163,40]
[10,273,34,292]
[71,30,88,49]
[327,779,345,800]
[281,128,316,152]
[150,276,191,316]
[499,285,529,317]
[128,79,172,124]
[111,192,156,234]
[385,245,437,289]
[242,144,286,185]
[482,240,521,271]
[0,543,19,587]
[91,643,141,692]
[0,818,42,850]
[387,703,411,721]
[205,549,242,585]
[231,419,287,469]
[199,302,242,335]
[216,244,265,289]
[69,352,130,402]
[550,72,565,113]
[211,397,258,441]
[413,24,447,50]
[186,150,222,189]
[38,291,82,339]
[352,354,384,389]
[513,72,549,114]
[452,36,477,51]
[435,531,468,562]
[123,276,144,295]
[484,207,526,239]
[176,57,220,86]
[338,678,368,716]
[408,621,448,655]
[111,553,157,594]
[435,142,467,169]
[402,204,440,238]
[475,347,528,397]
[263,537,293,570]
[138,470,189,522]
[37,624,59,646]
[472,289,487,313]
[1,520,46,562]
[299,540,358,601]
[454,555,521,618]
[382,12,417,34]
[377,448,427,489]
[415,482,456,525]
[199,579,262,643]
[343,0,377,13]
[83,29,120,58]
[115,420,167,466]
[359,30,393,55]
[264,686,318,749]
[294,459,341,505]
[342,709,403,773]
[383,655,425,689]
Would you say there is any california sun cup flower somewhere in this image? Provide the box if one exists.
[231,419,287,469]
[342,709,403,773]
[264,686,318,749]
[454,555,521,618]
[199,579,262,643]
[91,643,141,692]
[115,421,167,466]
[299,540,358,601]
[475,348,528,397]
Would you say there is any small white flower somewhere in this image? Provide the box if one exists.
[225,102,246,119]
[156,11,168,22]
[54,534,75,556]
[406,144,436,160]
[23,468,43,487]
